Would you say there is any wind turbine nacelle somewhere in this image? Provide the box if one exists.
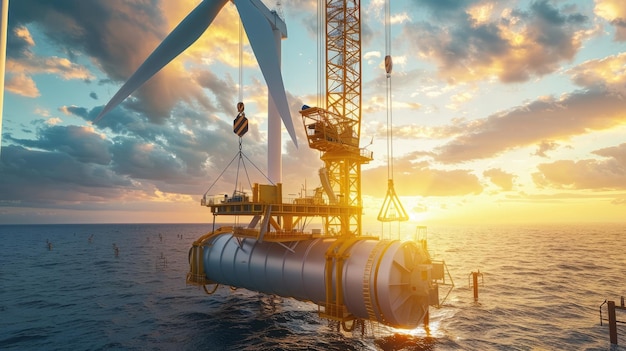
[196,233,434,329]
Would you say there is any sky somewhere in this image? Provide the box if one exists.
[1,0,625,226]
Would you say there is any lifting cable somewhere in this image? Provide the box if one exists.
[232,18,247,228]
[232,21,272,194]
[236,16,246,195]
[239,17,243,103]
[385,0,393,181]
[201,141,272,200]
[378,0,409,229]
[201,15,272,201]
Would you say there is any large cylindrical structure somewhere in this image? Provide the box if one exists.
[199,234,433,329]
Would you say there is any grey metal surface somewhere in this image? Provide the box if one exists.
[201,233,431,328]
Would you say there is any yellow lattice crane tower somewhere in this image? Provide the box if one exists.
[300,0,371,238]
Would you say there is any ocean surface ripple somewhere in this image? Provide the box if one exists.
[0,223,624,350]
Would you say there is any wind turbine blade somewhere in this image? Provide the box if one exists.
[234,0,298,147]
[94,0,228,123]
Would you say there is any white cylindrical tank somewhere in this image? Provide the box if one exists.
[200,234,433,329]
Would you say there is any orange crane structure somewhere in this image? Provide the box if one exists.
[300,0,369,239]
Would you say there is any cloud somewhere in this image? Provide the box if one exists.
[593,142,626,167]
[362,157,483,197]
[533,140,561,157]
[7,0,237,122]
[365,0,411,27]
[95,107,243,183]
[5,24,94,98]
[504,191,626,202]
[364,51,381,66]
[0,145,133,205]
[7,125,112,165]
[416,0,481,16]
[282,0,318,38]
[403,0,591,83]
[5,72,40,97]
[6,55,94,84]
[45,118,62,126]
[2,48,287,207]
[193,69,238,116]
[6,25,34,59]
[434,88,626,163]
[60,105,90,119]
[483,168,515,191]
[0,102,261,206]
[532,143,626,190]
[110,138,186,181]
[424,53,626,164]
[366,118,466,141]
[595,0,626,41]
[567,52,626,90]
[9,0,163,80]
[412,204,428,214]
[446,90,475,110]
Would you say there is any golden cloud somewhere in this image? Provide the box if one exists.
[567,52,626,90]
[595,0,626,41]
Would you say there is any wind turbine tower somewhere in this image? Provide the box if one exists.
[255,1,288,184]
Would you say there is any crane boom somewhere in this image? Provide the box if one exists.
[300,0,370,238]
[326,0,361,133]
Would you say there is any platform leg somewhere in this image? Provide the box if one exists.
[472,272,479,301]
[608,300,618,345]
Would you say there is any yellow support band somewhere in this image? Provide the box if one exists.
[322,235,362,321]
[187,226,234,286]
[371,240,394,324]
[362,240,391,321]
[192,226,234,246]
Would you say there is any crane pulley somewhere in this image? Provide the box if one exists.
[233,102,249,138]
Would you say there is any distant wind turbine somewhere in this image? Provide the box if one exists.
[94,0,298,159]
[0,0,8,156]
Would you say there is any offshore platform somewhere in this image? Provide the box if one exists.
[97,0,451,332]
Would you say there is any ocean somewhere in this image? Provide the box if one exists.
[0,223,624,350]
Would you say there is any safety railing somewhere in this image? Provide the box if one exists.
[600,296,626,345]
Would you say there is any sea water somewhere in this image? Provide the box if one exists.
[0,223,624,350]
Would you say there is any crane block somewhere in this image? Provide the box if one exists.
[233,114,248,137]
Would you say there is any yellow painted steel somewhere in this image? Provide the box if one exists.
[321,234,376,322]
[371,239,396,325]
[322,236,353,321]
[362,239,392,321]
[186,226,233,287]
[377,179,409,222]
[297,0,367,238]
[192,226,234,246]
